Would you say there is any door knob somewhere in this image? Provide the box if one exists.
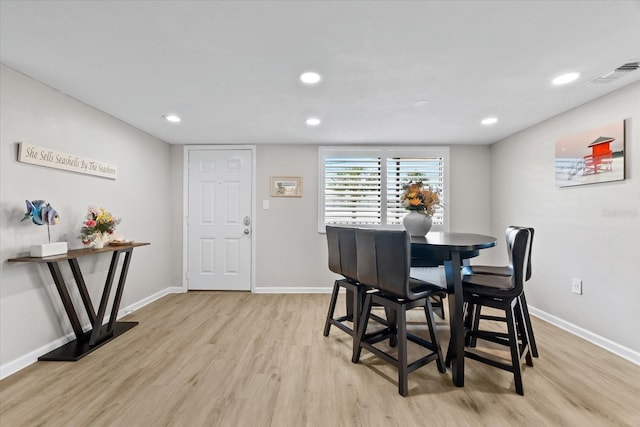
[244,229,250,235]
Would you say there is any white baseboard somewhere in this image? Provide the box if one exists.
[529,306,640,366]
[254,286,333,294]
[0,331,79,381]
[118,286,185,316]
[0,286,184,380]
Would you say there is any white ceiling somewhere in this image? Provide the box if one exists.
[1,1,639,145]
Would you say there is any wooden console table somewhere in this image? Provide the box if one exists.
[8,242,150,361]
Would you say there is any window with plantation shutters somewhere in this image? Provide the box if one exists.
[318,147,449,232]
[324,156,382,225]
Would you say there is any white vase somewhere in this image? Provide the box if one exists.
[402,211,432,236]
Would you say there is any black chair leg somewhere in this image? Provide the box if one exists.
[385,306,398,348]
[519,293,538,357]
[469,303,482,348]
[463,301,477,346]
[323,280,341,337]
[352,294,373,363]
[431,294,445,320]
[424,299,446,373]
[444,342,451,368]
[397,304,409,396]
[515,298,533,367]
[351,287,363,341]
[345,288,355,321]
[506,303,524,395]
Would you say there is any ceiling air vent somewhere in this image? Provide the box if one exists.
[589,61,640,84]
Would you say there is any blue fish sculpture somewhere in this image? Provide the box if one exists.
[22,200,59,225]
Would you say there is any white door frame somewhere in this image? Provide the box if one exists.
[182,145,256,292]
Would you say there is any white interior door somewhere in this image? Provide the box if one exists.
[188,149,252,291]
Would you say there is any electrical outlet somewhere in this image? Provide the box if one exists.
[572,278,582,295]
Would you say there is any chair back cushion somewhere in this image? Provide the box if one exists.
[338,227,358,282]
[374,230,412,298]
[507,226,534,281]
[507,227,532,296]
[355,229,378,287]
[355,229,417,299]
[326,226,342,276]
[524,227,534,281]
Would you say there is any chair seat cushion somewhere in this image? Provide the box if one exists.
[408,277,446,299]
[462,273,517,298]
[378,278,445,301]
[462,265,512,277]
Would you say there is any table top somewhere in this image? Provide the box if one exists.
[411,232,496,252]
[8,242,150,263]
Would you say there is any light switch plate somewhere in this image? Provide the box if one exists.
[571,278,582,295]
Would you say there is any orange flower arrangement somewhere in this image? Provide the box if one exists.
[400,181,440,216]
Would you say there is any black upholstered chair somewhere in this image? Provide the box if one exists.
[323,226,365,343]
[462,226,538,357]
[457,227,533,395]
[352,229,446,396]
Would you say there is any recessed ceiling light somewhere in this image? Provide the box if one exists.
[306,117,321,126]
[300,71,322,85]
[552,72,580,85]
[163,114,181,123]
[481,117,498,125]
[413,100,429,107]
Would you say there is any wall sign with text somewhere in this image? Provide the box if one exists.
[17,142,118,180]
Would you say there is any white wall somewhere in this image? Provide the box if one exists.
[255,145,330,290]
[253,144,493,290]
[449,145,492,235]
[490,82,640,355]
[0,65,176,370]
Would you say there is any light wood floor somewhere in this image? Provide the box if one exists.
[1,292,639,427]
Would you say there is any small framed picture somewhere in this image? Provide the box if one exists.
[270,176,302,197]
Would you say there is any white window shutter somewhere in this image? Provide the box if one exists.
[324,157,381,225]
[386,157,445,225]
